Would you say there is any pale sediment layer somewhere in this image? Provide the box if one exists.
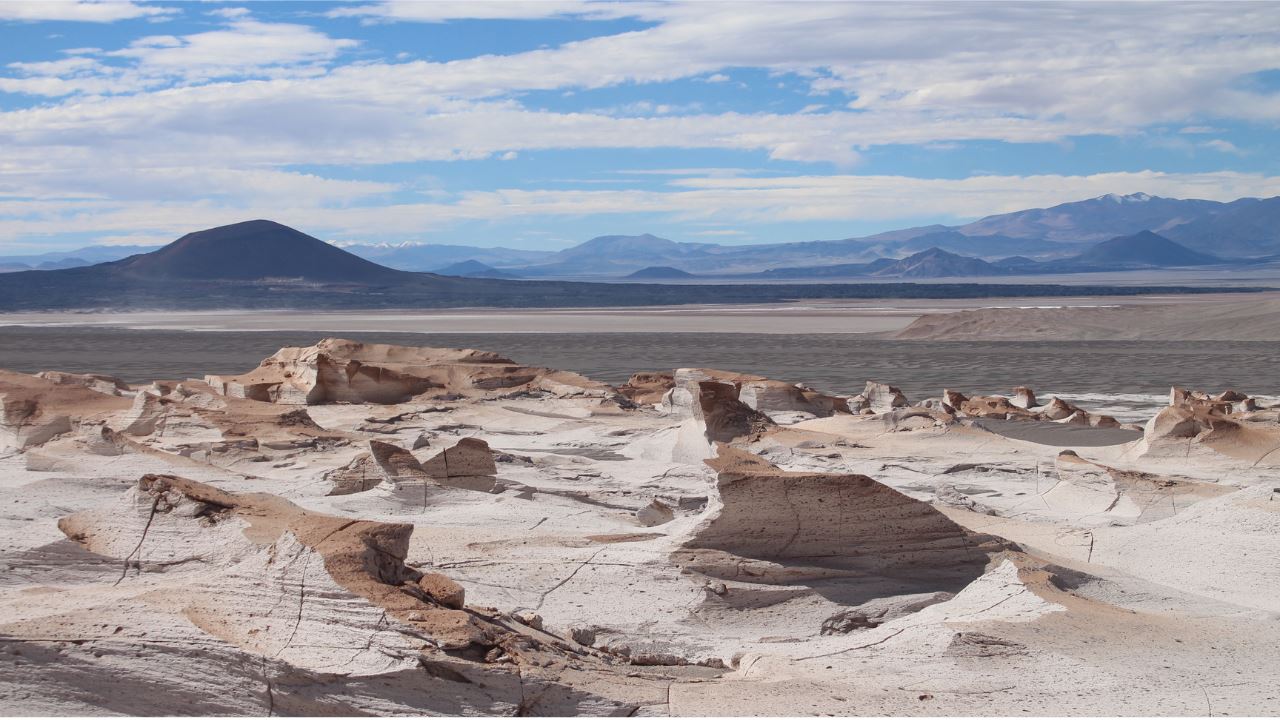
[897,296,1280,341]
[3,338,1279,715]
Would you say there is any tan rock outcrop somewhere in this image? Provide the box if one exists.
[676,447,1001,584]
[690,380,775,443]
[863,381,909,413]
[35,371,133,397]
[205,338,611,405]
[421,437,499,491]
[0,369,130,450]
[616,371,675,405]
[1012,386,1038,409]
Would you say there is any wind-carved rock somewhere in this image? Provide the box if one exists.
[205,338,612,405]
[1139,386,1280,465]
[660,368,847,421]
[675,446,1001,585]
[862,381,909,413]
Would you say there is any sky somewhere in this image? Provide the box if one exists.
[1,0,1279,253]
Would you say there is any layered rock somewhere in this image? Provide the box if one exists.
[421,437,499,491]
[1049,451,1232,525]
[941,386,1121,428]
[660,368,847,420]
[205,338,612,405]
[862,381,909,413]
[368,437,500,494]
[616,371,675,405]
[676,447,1001,585]
[49,475,650,714]
[0,369,130,450]
[1140,387,1280,464]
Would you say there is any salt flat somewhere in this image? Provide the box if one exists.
[0,292,1266,334]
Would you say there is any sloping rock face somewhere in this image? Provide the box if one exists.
[693,382,775,443]
[1141,386,1280,464]
[1049,451,1232,525]
[35,371,133,397]
[676,447,1000,585]
[205,338,612,405]
[422,437,498,480]
[0,369,131,450]
[369,438,500,494]
[46,475,654,715]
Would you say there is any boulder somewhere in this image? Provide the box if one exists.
[616,372,675,405]
[1011,386,1038,409]
[421,437,499,483]
[942,389,969,410]
[1039,397,1077,421]
[863,381,908,413]
[418,572,466,609]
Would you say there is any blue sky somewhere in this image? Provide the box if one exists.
[1,0,1279,253]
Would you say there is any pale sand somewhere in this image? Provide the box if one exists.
[898,292,1280,341]
[0,293,1262,333]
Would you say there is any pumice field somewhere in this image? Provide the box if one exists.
[2,338,1277,715]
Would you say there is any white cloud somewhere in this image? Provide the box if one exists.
[207,7,250,19]
[0,1,176,23]
[106,19,358,81]
[5,171,1280,249]
[326,1,654,23]
[1202,139,1247,156]
[1,2,1279,249]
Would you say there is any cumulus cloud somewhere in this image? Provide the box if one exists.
[1,2,1279,248]
[0,1,176,23]
[325,1,655,23]
[5,171,1280,248]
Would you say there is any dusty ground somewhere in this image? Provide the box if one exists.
[2,339,1278,716]
[897,295,1280,341]
[1,292,1267,335]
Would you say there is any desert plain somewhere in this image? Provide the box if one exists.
[2,297,1279,715]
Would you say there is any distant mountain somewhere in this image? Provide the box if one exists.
[433,260,520,279]
[35,257,92,270]
[4,219,1251,311]
[892,231,1064,259]
[1162,197,1280,258]
[9,192,1279,280]
[626,266,696,279]
[0,244,155,269]
[1070,230,1220,267]
[757,249,1000,279]
[345,242,553,272]
[957,193,1225,243]
[517,233,719,276]
[105,219,408,282]
[870,248,1003,278]
[753,234,1231,281]
[0,262,31,273]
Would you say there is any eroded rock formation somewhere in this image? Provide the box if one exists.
[205,338,612,405]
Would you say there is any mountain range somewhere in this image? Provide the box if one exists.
[0,219,1256,312]
[3,193,1279,282]
[323,193,1280,277]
